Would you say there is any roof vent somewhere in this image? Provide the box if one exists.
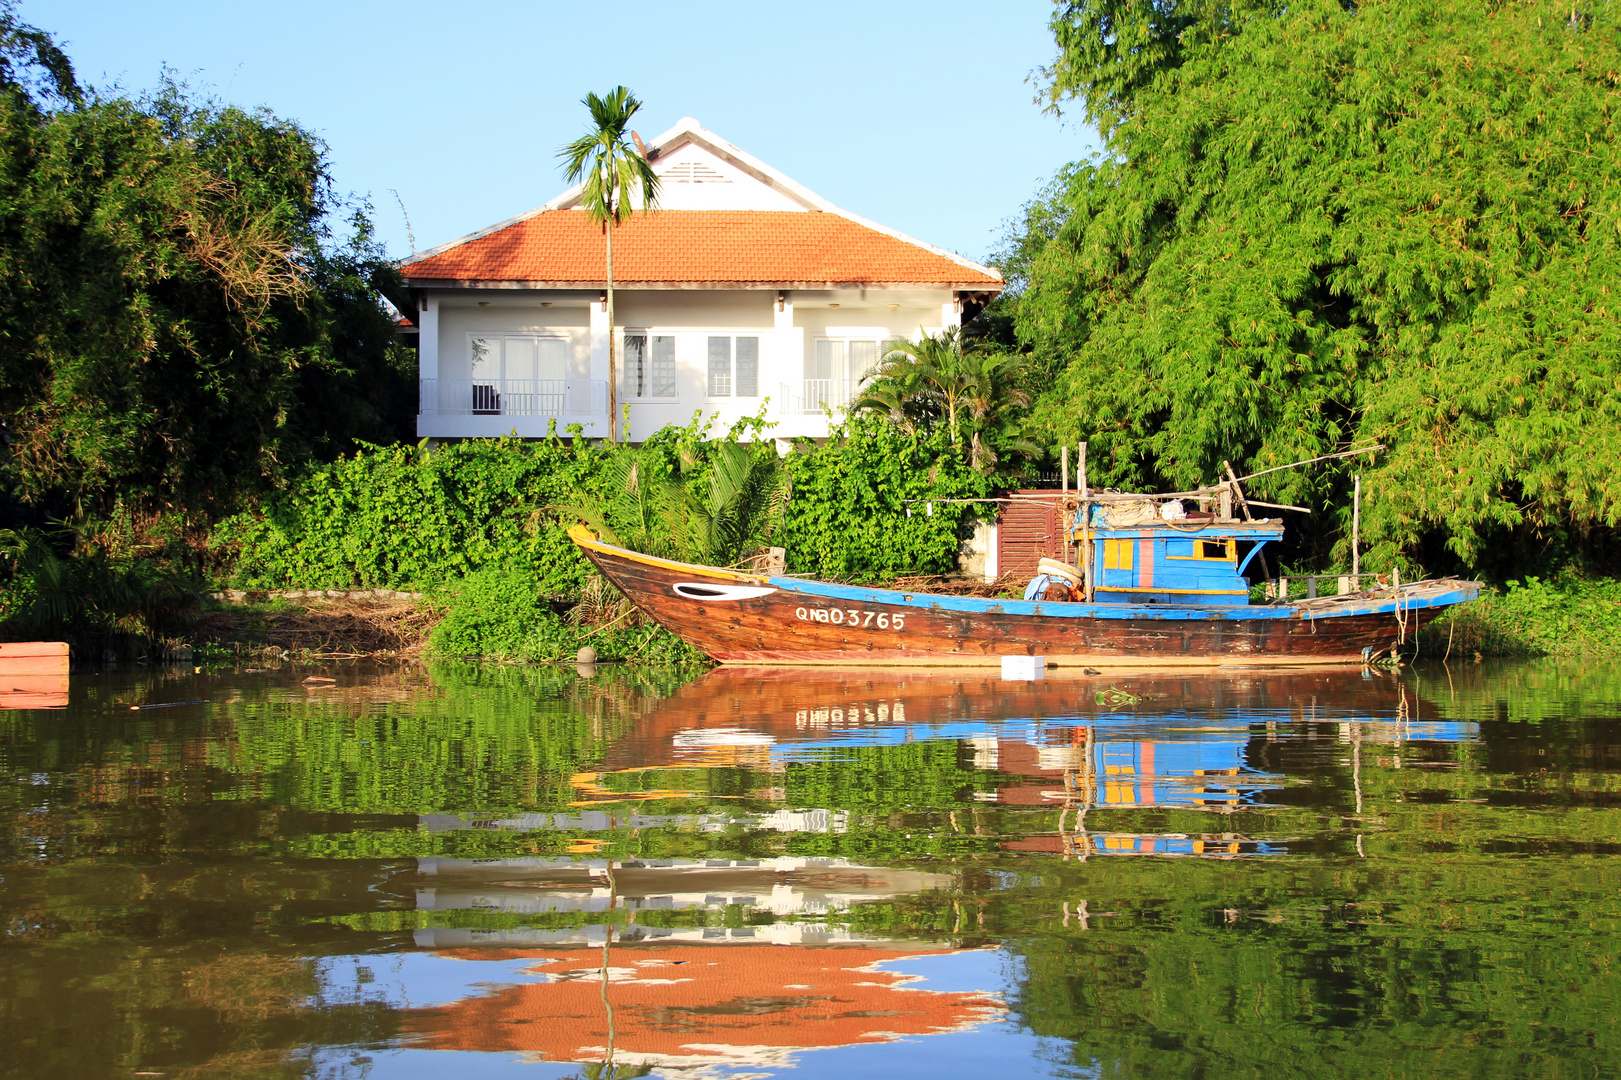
[664,160,731,184]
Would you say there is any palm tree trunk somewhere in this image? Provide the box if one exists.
[606,220,617,443]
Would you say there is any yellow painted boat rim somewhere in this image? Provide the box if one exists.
[566,523,765,584]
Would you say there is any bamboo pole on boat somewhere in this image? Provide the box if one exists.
[1222,461,1253,521]
[1352,475,1361,579]
[1080,442,1095,603]
[1061,445,1069,493]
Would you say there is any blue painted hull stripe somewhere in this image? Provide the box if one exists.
[765,576,1476,622]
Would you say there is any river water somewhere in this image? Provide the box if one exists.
[2,659,1618,1079]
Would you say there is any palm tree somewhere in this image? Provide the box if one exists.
[857,327,1035,470]
[559,87,660,443]
[563,441,790,568]
[865,328,976,449]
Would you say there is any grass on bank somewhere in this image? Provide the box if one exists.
[1418,574,1621,659]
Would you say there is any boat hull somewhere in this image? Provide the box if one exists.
[569,527,1477,668]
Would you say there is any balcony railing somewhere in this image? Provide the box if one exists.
[420,379,608,416]
[779,379,859,416]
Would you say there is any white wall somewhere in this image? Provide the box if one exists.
[419,286,961,442]
[436,302,591,380]
[644,139,808,212]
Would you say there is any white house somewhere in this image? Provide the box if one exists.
[401,117,1002,442]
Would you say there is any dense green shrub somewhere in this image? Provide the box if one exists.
[0,527,201,653]
[216,433,611,591]
[427,568,704,664]
[780,414,996,581]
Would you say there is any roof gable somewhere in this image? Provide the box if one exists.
[401,118,1001,289]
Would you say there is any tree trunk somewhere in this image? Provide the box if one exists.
[606,220,617,443]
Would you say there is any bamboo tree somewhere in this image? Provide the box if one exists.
[558,87,660,444]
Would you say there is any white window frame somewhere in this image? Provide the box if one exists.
[622,329,679,401]
[465,331,571,383]
[706,333,762,400]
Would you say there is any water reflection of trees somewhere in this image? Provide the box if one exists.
[3,660,1620,1077]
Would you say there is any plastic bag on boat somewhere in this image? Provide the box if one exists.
[1023,574,1052,601]
[1160,499,1187,521]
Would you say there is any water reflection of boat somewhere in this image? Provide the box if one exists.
[601,665,1451,770]
[587,666,1463,860]
[570,521,1477,667]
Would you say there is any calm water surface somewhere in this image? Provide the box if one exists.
[2,660,1619,1079]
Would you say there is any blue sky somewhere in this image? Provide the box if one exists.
[30,0,1099,265]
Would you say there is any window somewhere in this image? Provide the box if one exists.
[468,334,567,413]
[849,340,878,380]
[708,336,731,396]
[806,338,879,411]
[736,336,758,397]
[469,334,567,384]
[1167,537,1237,561]
[707,335,760,398]
[624,333,676,398]
[1103,538,1135,571]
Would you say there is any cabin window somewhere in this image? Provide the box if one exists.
[1103,538,1135,570]
[707,335,760,398]
[1167,537,1237,561]
[624,333,676,399]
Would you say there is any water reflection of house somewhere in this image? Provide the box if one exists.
[410,855,946,950]
[403,942,1005,1073]
[402,854,1002,1072]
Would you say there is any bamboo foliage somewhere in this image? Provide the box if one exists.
[1016,0,1621,570]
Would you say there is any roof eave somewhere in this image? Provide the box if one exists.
[402,278,1004,292]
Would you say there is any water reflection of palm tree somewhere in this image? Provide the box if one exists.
[564,860,653,1080]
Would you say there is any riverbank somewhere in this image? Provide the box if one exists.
[1417,574,1621,659]
[187,594,445,661]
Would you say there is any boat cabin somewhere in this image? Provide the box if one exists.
[1080,519,1283,605]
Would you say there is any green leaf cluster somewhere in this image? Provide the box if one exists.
[0,8,412,522]
[780,413,996,581]
[1016,0,1621,573]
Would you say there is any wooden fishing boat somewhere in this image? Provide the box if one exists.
[568,514,1478,669]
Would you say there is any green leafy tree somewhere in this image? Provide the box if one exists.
[0,8,410,527]
[558,87,661,444]
[1015,0,1621,575]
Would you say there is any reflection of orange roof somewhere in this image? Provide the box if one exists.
[405,944,1002,1065]
[400,210,1002,287]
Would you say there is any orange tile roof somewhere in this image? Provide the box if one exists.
[401,210,1001,287]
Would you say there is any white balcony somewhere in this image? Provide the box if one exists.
[778,380,860,416]
[418,379,610,438]
[421,378,608,416]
